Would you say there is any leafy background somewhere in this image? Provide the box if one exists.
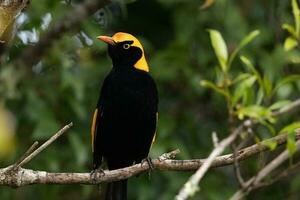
[0,0,300,199]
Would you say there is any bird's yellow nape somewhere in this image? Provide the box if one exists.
[98,32,149,72]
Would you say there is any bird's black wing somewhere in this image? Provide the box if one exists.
[137,72,159,160]
[91,75,109,169]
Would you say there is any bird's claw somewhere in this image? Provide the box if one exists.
[141,157,154,170]
[141,157,154,179]
[90,168,105,183]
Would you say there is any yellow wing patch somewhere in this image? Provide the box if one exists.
[91,108,98,152]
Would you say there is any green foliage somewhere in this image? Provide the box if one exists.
[261,140,277,151]
[283,0,300,51]
[280,122,300,156]
[203,20,299,140]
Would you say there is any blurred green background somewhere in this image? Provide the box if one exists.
[1,0,300,199]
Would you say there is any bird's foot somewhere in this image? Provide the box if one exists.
[90,168,105,183]
[141,157,154,170]
[141,157,154,179]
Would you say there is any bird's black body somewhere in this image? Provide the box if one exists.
[92,32,158,200]
[93,66,158,170]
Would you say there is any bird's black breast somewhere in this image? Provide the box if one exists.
[96,66,158,169]
[105,68,154,113]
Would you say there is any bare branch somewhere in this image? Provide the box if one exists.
[0,130,298,187]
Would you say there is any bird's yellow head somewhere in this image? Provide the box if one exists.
[97,32,149,72]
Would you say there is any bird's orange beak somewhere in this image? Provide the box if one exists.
[97,36,115,45]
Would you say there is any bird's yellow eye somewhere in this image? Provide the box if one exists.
[123,44,130,49]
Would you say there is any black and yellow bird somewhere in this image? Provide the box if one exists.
[91,32,158,200]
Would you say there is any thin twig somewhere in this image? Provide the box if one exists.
[231,133,253,188]
[253,161,300,189]
[13,141,39,169]
[231,143,246,188]
[17,122,73,168]
[212,132,219,148]
[175,121,248,200]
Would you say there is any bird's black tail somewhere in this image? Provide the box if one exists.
[105,179,127,200]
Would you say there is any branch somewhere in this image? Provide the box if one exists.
[0,127,298,187]
[230,129,300,200]
[15,0,111,68]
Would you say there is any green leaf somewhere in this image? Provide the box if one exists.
[237,105,271,121]
[200,80,230,100]
[284,36,298,51]
[208,29,228,72]
[258,119,276,135]
[280,121,300,134]
[240,56,263,88]
[282,23,297,37]
[256,87,264,105]
[232,76,257,106]
[263,76,273,98]
[287,132,297,156]
[240,56,256,73]
[240,56,261,78]
[240,75,257,87]
[232,73,252,84]
[273,75,300,94]
[228,30,260,68]
[277,84,293,98]
[292,0,300,37]
[243,85,256,106]
[269,100,291,110]
[288,52,300,63]
[262,140,277,151]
